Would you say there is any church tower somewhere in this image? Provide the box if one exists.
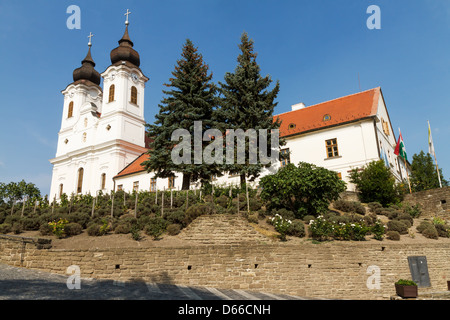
[49,12,148,200]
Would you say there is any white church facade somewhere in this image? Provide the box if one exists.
[49,18,409,200]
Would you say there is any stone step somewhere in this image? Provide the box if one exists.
[178,214,271,244]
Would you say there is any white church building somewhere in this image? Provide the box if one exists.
[49,18,409,200]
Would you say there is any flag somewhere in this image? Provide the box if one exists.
[428,121,435,158]
[380,147,389,168]
[394,129,407,161]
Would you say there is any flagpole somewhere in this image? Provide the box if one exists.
[397,128,412,194]
[403,156,412,194]
[428,120,442,188]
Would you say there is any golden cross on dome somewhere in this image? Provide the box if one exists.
[125,9,131,25]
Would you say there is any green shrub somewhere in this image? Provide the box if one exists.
[394,212,414,225]
[416,221,433,233]
[39,223,52,236]
[274,208,295,221]
[368,202,383,212]
[349,160,405,206]
[12,223,22,234]
[20,217,41,231]
[260,162,346,218]
[67,212,91,229]
[114,222,131,234]
[215,195,230,208]
[308,216,333,241]
[403,204,421,218]
[435,224,450,238]
[363,213,378,227]
[131,225,141,241]
[65,223,82,236]
[386,230,401,241]
[164,209,186,227]
[303,215,315,224]
[395,279,417,286]
[145,218,169,240]
[86,221,109,237]
[167,223,181,236]
[370,220,386,240]
[333,200,365,215]
[422,225,439,239]
[185,203,214,224]
[247,214,259,224]
[387,220,408,234]
[0,223,11,234]
[249,198,262,211]
[287,220,305,237]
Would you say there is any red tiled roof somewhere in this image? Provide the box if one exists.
[114,153,149,179]
[275,87,380,137]
[114,88,381,178]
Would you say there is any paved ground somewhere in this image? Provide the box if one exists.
[0,264,314,300]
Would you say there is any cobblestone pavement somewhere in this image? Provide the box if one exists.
[0,264,315,300]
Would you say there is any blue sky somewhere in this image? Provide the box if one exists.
[0,0,449,196]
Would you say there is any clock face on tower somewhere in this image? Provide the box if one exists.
[131,73,138,82]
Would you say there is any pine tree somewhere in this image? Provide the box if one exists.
[143,39,219,189]
[217,32,282,188]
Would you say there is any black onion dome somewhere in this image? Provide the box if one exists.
[110,25,140,67]
[72,46,101,85]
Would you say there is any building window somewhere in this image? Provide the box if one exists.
[168,176,175,189]
[325,138,339,158]
[117,184,123,191]
[133,181,139,192]
[77,168,84,194]
[130,86,138,104]
[68,101,74,118]
[101,173,106,190]
[288,123,296,130]
[336,172,342,180]
[150,178,157,192]
[381,117,390,136]
[323,114,331,121]
[59,184,64,198]
[280,148,291,167]
[108,84,115,102]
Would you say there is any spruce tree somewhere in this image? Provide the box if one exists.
[217,32,282,188]
[143,39,219,189]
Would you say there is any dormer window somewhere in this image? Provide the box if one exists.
[323,114,331,121]
[288,123,296,130]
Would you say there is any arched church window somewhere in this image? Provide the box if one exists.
[77,168,84,194]
[131,86,138,104]
[68,102,74,118]
[101,173,106,190]
[108,85,115,102]
[59,184,64,198]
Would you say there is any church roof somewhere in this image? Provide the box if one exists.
[114,153,150,179]
[110,25,141,68]
[113,87,382,179]
[72,46,101,86]
[275,87,380,137]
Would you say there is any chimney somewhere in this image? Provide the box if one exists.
[291,102,306,111]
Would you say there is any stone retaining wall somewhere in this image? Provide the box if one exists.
[404,186,450,219]
[1,234,449,300]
